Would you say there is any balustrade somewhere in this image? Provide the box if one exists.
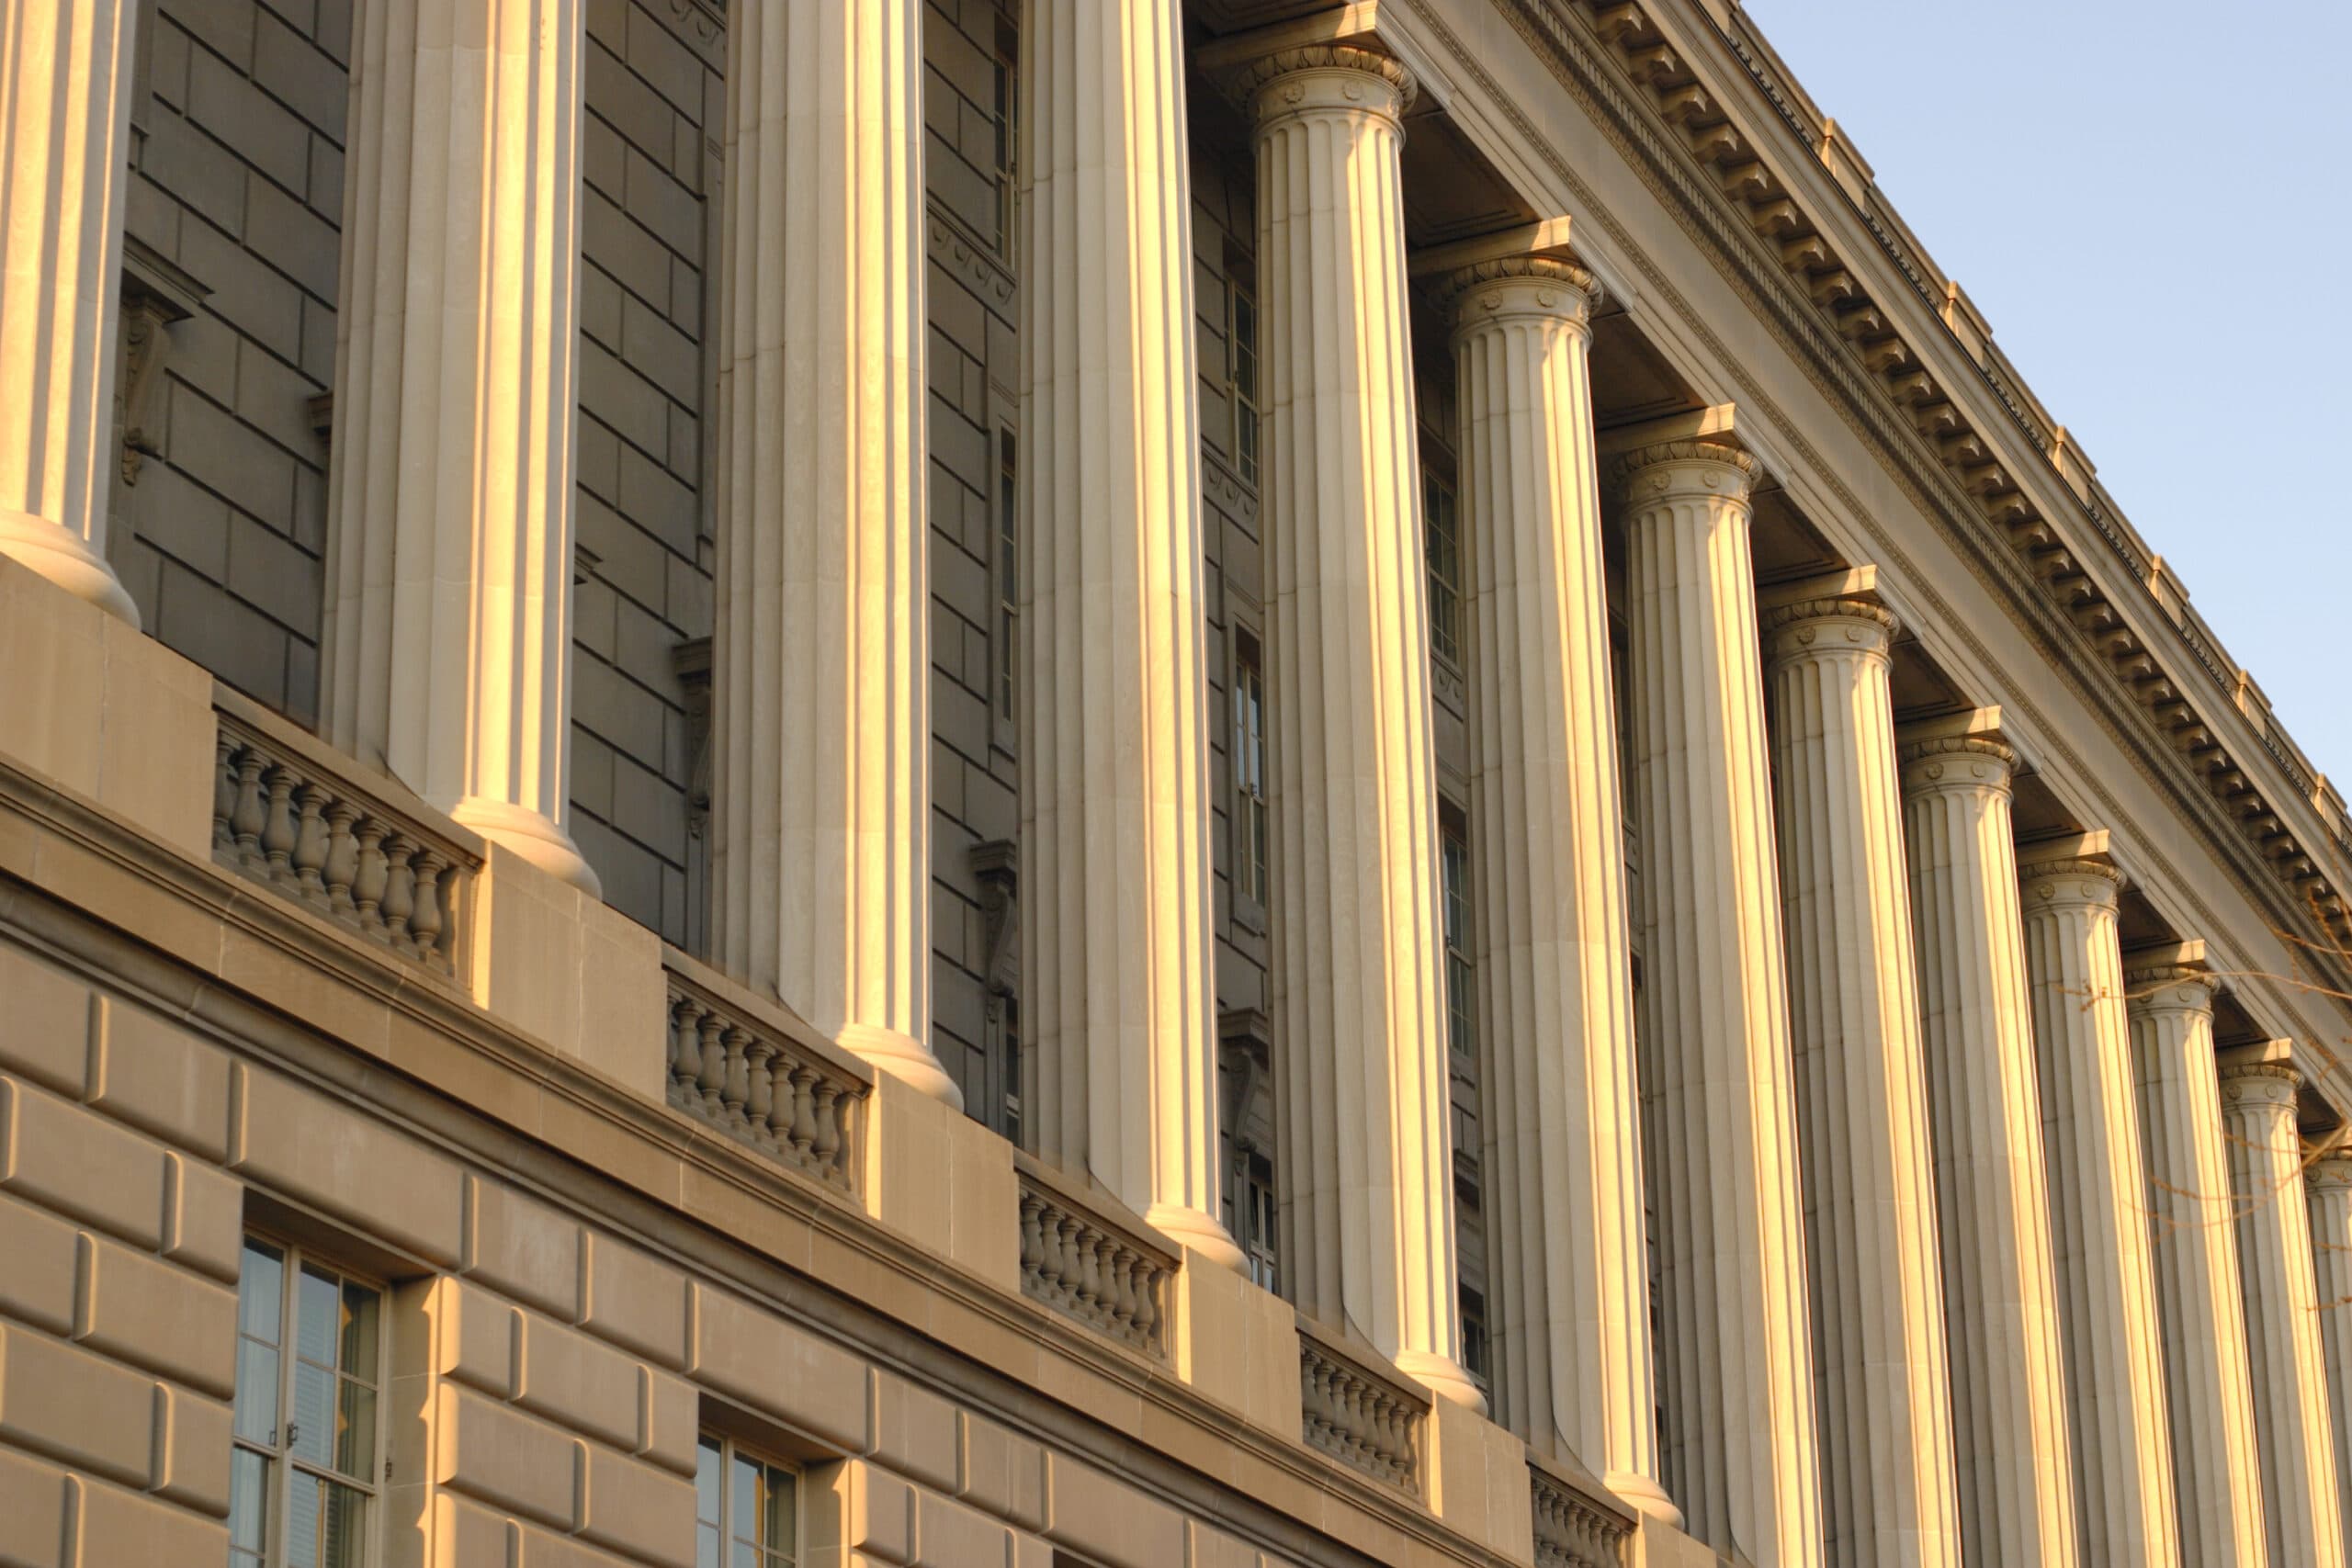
[664,966,865,1192]
[1014,1156,1176,1358]
[1296,1324,1426,1491]
[1532,1462,1635,1567]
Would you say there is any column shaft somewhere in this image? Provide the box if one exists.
[323,0,598,891]
[2127,968,2267,1564]
[2017,857,2179,1568]
[1899,737,2077,1564]
[0,0,141,621]
[2307,1158,2352,1539]
[711,0,952,1102]
[1448,259,1665,1508]
[1018,0,1236,1262]
[1242,45,1477,1408]
[1765,600,1961,1567]
[2218,1056,2345,1566]
[1618,439,1821,1565]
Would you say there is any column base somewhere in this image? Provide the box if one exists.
[1602,1469,1684,1529]
[1146,1202,1247,1273]
[1394,1348,1490,1415]
[0,510,139,628]
[838,1021,966,1114]
[450,795,604,897]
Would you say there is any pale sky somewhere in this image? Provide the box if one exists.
[1746,0,2352,786]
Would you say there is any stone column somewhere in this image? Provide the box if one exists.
[1616,439,1821,1565]
[2217,1053,2345,1566]
[1017,0,1238,1264]
[322,0,599,892]
[1763,598,1962,1566]
[1239,44,1478,1410]
[2016,855,2180,1568]
[1898,736,2078,1565]
[1446,257,1667,1513]
[2307,1156,2352,1539]
[0,0,141,622]
[710,2,954,1103]
[2126,966,2267,1565]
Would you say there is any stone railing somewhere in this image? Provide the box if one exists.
[1531,1459,1635,1568]
[663,957,865,1192]
[1014,1155,1178,1359]
[1296,1320,1426,1491]
[210,697,478,975]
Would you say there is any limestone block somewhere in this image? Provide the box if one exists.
[434,1383,581,1533]
[432,1493,521,1567]
[1040,1453,1185,1568]
[863,1073,1018,1292]
[0,1445,68,1568]
[150,1382,232,1515]
[462,1173,583,1320]
[1634,1519,1736,1568]
[0,1076,166,1248]
[469,843,668,1100]
[516,1312,647,1456]
[1426,1398,1535,1563]
[581,1235,690,1370]
[229,1065,464,1264]
[956,1413,1046,1533]
[0,943,90,1095]
[71,1473,227,1564]
[913,1484,1023,1568]
[816,1461,917,1563]
[0,1194,78,1335]
[689,1283,871,1454]
[870,1370,960,1495]
[576,1444,695,1566]
[1170,1248,1303,1440]
[0,1324,157,1487]
[75,1233,237,1396]
[87,996,231,1160]
[432,1279,519,1400]
[639,1366,697,1479]
[163,1150,243,1284]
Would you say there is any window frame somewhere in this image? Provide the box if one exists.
[992,423,1020,754]
[1227,274,1261,491]
[1230,625,1271,925]
[230,1234,390,1568]
[695,1431,802,1568]
[1423,468,1464,671]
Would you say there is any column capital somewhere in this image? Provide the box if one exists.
[1760,595,1897,669]
[2018,854,2122,913]
[2308,1153,2352,1193]
[1228,44,1416,126]
[2122,963,2215,1013]
[1442,256,1601,335]
[2217,1055,2301,1109]
[1608,440,1757,506]
[1896,735,2016,797]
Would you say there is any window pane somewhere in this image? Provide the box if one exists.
[234,1338,281,1445]
[238,1240,285,1345]
[290,1360,336,1466]
[229,1449,271,1553]
[340,1282,380,1384]
[697,1523,722,1568]
[730,1453,760,1543]
[696,1436,724,1527]
[336,1377,377,1480]
[732,1544,759,1568]
[296,1265,341,1369]
[758,1462,795,1558]
[322,1480,367,1568]
[285,1471,324,1568]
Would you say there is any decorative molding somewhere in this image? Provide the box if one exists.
[664,960,865,1192]
[1530,1462,1634,1567]
[1014,1154,1178,1359]
[1296,1321,1427,1490]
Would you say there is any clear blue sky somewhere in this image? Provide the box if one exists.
[1746,0,2351,786]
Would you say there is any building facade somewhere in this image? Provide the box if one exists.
[1,0,2348,1564]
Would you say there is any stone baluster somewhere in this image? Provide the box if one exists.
[2217,1052,2344,1565]
[2126,965,2267,1565]
[1444,254,1668,1516]
[2016,854,2180,1567]
[0,0,141,622]
[667,997,701,1109]
[1615,438,1820,1565]
[1763,597,1962,1564]
[1899,734,2079,1564]
[322,0,599,895]
[2306,1156,2352,1538]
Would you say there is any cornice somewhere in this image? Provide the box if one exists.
[1404,0,2352,1055]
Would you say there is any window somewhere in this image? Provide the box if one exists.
[1232,631,1269,910]
[1460,1285,1491,1393]
[231,1238,386,1568]
[1227,279,1260,488]
[696,1434,798,1568]
[991,17,1018,262]
[1424,471,1462,668]
[1236,1151,1279,1292]
[996,428,1019,734]
[1441,818,1475,1066]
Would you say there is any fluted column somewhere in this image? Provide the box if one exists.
[2307,1156,2352,1538]
[1240,45,1477,1409]
[0,0,141,621]
[2218,1054,2344,1567]
[2016,856,2179,1568]
[2127,966,2267,1564]
[1018,0,1238,1264]
[1898,737,2077,1565]
[1447,257,1666,1512]
[322,0,599,892]
[1764,599,1961,1567]
[1617,439,1820,1565]
[710,2,952,1103]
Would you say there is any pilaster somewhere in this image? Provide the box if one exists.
[1898,735,2078,1564]
[1238,43,1479,1411]
[2216,1052,2345,1566]
[1445,257,1666,1514]
[0,0,141,623]
[2126,965,2267,1565]
[1617,437,1821,1565]
[1764,597,1961,1565]
[2016,855,2179,1567]
[1017,0,1237,1265]
[322,0,598,893]
[710,0,954,1104]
